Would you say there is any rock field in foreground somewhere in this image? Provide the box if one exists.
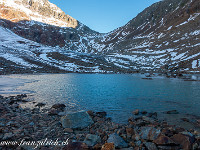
[0,94,200,150]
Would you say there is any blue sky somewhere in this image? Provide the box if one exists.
[49,0,160,33]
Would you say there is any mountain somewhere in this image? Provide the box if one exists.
[0,0,121,74]
[0,0,78,27]
[98,0,200,74]
[0,0,199,75]
[0,0,99,48]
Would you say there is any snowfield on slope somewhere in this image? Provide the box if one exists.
[0,26,113,73]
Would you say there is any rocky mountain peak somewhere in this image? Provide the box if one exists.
[0,0,78,28]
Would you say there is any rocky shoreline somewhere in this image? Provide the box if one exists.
[0,95,200,150]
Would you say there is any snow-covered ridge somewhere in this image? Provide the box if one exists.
[0,0,78,28]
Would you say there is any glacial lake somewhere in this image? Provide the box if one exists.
[1,73,200,126]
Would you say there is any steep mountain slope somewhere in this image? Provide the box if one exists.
[0,0,199,74]
[99,0,200,74]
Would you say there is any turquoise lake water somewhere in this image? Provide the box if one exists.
[0,73,200,124]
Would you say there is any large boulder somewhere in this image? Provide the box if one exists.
[171,133,194,150]
[107,133,128,148]
[60,111,94,129]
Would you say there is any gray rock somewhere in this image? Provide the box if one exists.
[166,110,179,114]
[140,127,161,141]
[133,109,139,115]
[29,122,34,126]
[144,142,158,150]
[107,133,128,148]
[135,140,142,146]
[48,108,59,115]
[96,111,107,118]
[51,104,66,110]
[60,111,94,129]
[83,134,101,147]
[3,133,14,140]
[0,122,5,126]
[6,121,14,126]
[142,116,155,123]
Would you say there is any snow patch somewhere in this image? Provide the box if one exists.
[167,26,173,30]
[1,53,38,68]
[192,60,198,68]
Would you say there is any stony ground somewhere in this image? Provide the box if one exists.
[0,95,200,150]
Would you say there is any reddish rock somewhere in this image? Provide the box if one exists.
[153,135,175,145]
[126,128,135,136]
[87,110,94,117]
[174,127,185,134]
[101,143,115,150]
[129,141,136,147]
[171,133,193,150]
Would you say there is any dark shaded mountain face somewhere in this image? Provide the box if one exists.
[0,0,199,74]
